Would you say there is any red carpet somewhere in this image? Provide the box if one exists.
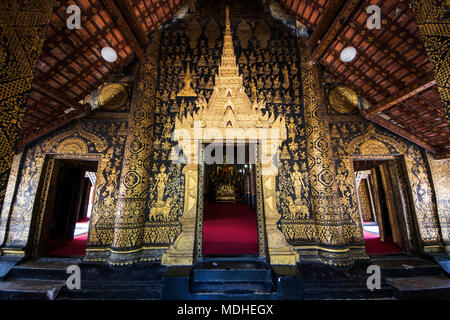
[363,230,402,254]
[203,202,258,255]
[46,233,88,257]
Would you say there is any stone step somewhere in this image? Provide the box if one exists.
[57,281,164,300]
[9,258,80,281]
[371,258,442,278]
[193,268,271,282]
[304,280,394,300]
[187,292,277,300]
[387,275,450,300]
[191,258,274,294]
[191,280,274,294]
[0,256,22,280]
[0,278,65,300]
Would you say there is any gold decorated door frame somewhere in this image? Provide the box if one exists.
[193,142,267,261]
[351,155,419,254]
[29,153,103,258]
[162,136,299,266]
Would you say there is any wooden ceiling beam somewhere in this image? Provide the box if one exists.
[359,109,438,153]
[337,34,404,90]
[310,0,362,62]
[16,109,92,150]
[42,2,105,53]
[435,151,450,160]
[328,47,387,98]
[101,0,146,62]
[39,23,116,83]
[366,74,436,114]
[115,0,149,46]
[189,0,196,13]
[264,0,271,13]
[326,64,377,105]
[278,0,313,29]
[33,80,91,112]
[356,24,426,80]
[308,0,346,47]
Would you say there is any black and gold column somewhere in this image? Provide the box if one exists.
[411,0,450,128]
[300,41,351,266]
[0,1,54,209]
[110,30,161,264]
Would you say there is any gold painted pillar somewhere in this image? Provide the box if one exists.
[0,1,54,209]
[300,41,351,265]
[426,152,450,252]
[261,141,299,265]
[110,31,161,264]
[411,0,450,128]
[162,139,200,266]
[162,162,198,266]
[0,152,23,248]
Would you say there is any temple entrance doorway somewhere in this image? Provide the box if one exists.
[353,159,416,255]
[202,143,259,257]
[35,159,98,257]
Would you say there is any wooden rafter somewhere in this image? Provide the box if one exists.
[435,152,450,160]
[367,74,436,114]
[360,110,438,153]
[116,0,149,46]
[336,34,404,90]
[264,0,271,13]
[308,0,345,47]
[310,0,362,62]
[189,0,196,13]
[17,110,92,150]
[101,0,146,62]
[32,80,90,112]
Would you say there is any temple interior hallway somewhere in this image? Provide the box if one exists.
[354,160,411,255]
[202,144,259,256]
[37,160,97,258]
[203,202,258,255]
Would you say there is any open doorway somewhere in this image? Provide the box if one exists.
[38,159,98,257]
[202,144,258,256]
[354,159,410,255]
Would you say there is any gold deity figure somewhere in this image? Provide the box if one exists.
[177,63,197,97]
[291,163,306,200]
[251,80,257,102]
[287,117,299,140]
[282,65,290,89]
[155,165,169,203]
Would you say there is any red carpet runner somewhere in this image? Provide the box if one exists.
[363,230,402,254]
[203,202,258,255]
[46,233,88,257]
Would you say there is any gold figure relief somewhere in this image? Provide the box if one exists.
[255,21,271,48]
[282,65,290,89]
[205,19,220,48]
[149,165,173,221]
[177,63,197,97]
[186,18,202,49]
[236,20,252,49]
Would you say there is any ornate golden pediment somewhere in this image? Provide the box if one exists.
[174,6,286,139]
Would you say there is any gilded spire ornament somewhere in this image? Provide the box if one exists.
[164,6,298,266]
[174,5,280,130]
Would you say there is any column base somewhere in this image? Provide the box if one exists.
[161,225,195,266]
[268,249,299,265]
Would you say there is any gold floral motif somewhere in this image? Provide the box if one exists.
[328,86,358,114]
[98,83,129,111]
